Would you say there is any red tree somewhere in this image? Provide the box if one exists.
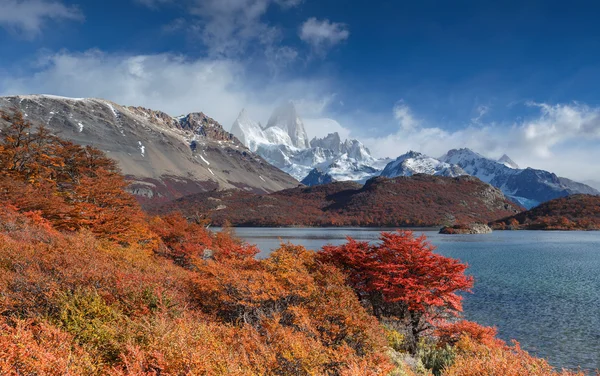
[318,231,474,353]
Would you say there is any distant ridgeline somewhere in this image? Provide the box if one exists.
[491,194,600,230]
[152,174,522,227]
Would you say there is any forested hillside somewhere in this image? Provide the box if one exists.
[0,110,582,375]
[492,194,600,230]
[152,175,522,227]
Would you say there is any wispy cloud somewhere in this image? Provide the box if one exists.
[393,101,418,131]
[299,17,349,54]
[134,0,172,9]
[0,0,83,38]
[138,0,301,59]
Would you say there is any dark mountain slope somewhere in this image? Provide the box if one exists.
[153,174,522,227]
[491,194,600,230]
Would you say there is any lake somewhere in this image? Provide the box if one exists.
[229,227,600,372]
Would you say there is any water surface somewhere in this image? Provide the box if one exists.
[230,227,600,371]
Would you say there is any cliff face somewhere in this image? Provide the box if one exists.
[0,95,299,204]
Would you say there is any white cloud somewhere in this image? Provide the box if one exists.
[521,102,600,157]
[140,0,300,58]
[293,95,336,117]
[471,104,489,123]
[393,101,418,131]
[299,17,349,52]
[361,101,600,181]
[304,118,351,141]
[0,0,83,37]
[0,49,334,132]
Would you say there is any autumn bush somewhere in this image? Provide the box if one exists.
[443,336,585,376]
[192,243,392,375]
[434,320,504,349]
[319,231,474,354]
[0,317,100,375]
[0,110,154,246]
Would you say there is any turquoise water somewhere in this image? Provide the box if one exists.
[231,228,600,371]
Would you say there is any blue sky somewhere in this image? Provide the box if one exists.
[1,0,600,181]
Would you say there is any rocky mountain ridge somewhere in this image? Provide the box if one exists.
[0,95,298,204]
[230,102,598,209]
[380,151,467,178]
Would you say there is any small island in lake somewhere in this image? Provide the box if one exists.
[440,223,492,234]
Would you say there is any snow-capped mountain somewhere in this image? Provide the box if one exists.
[441,148,599,208]
[230,102,390,184]
[381,151,467,178]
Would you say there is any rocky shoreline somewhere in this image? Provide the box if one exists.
[439,223,493,234]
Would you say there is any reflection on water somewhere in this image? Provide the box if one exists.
[225,227,600,371]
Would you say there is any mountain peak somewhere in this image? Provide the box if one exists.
[382,151,466,178]
[498,154,519,169]
[266,101,309,149]
[401,150,424,159]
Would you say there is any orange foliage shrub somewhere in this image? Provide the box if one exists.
[435,320,505,348]
[444,336,585,376]
[148,212,258,267]
[0,318,99,375]
[192,243,393,375]
[0,110,153,246]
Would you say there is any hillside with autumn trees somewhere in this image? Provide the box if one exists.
[491,194,600,230]
[151,175,522,227]
[0,109,586,375]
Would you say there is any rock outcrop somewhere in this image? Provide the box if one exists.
[440,224,493,234]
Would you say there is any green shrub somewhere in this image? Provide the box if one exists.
[418,340,456,376]
[54,289,124,362]
[385,325,408,352]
